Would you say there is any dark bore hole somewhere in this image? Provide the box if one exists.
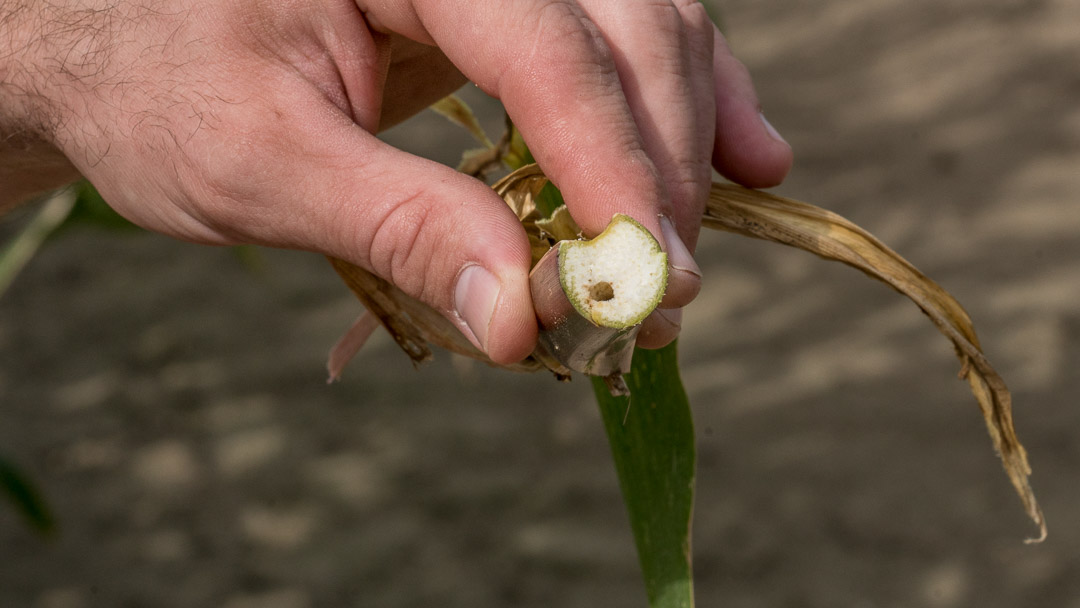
[590,281,615,302]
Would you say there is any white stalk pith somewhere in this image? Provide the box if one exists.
[559,214,668,329]
[529,214,668,381]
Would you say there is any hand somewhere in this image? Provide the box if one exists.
[0,0,791,363]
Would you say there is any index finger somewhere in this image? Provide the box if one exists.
[363,0,700,309]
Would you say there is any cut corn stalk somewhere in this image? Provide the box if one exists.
[530,214,667,384]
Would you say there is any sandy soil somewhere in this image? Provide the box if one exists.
[2,0,1079,606]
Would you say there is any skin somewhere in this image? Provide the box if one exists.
[0,0,791,363]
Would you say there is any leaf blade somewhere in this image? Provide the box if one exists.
[703,182,1046,541]
[429,94,495,148]
[0,456,56,536]
[0,189,76,298]
[592,342,696,608]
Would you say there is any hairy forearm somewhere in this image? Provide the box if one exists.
[1,0,84,213]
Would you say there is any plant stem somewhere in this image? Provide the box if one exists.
[592,342,696,608]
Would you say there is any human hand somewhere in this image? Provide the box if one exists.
[0,0,791,363]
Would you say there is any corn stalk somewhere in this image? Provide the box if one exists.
[591,343,695,608]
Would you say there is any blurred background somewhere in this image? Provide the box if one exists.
[2,0,1078,606]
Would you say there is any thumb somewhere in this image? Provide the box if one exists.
[192,105,537,365]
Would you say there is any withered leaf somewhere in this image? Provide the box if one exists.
[703,182,1046,542]
[328,257,433,366]
[327,256,547,375]
[492,163,549,223]
[327,312,380,383]
[429,95,494,148]
[536,205,582,243]
[457,146,503,180]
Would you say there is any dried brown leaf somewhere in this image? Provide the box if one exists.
[536,205,582,243]
[327,312,381,383]
[492,163,549,223]
[327,256,545,374]
[328,257,433,366]
[703,182,1046,542]
[430,95,494,148]
[458,117,516,180]
[457,147,503,180]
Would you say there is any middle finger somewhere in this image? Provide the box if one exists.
[576,0,716,348]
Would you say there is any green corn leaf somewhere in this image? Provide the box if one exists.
[0,189,76,298]
[534,181,566,219]
[592,342,696,608]
[1,182,141,300]
[0,456,56,536]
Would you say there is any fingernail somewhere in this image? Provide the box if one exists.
[759,112,788,145]
[455,265,501,352]
[656,308,683,330]
[659,217,701,279]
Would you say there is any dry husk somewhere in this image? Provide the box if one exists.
[703,183,1045,543]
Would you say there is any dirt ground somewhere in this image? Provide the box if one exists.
[3,0,1079,606]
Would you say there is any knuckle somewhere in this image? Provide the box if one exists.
[622,1,692,77]
[622,0,689,47]
[523,1,617,75]
[670,0,705,13]
[195,136,265,205]
[178,139,270,238]
[673,1,715,61]
[365,189,443,300]
[643,0,686,35]
[175,103,291,241]
[362,182,523,309]
[667,161,712,210]
[647,144,710,215]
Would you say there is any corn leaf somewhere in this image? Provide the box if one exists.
[704,182,1046,542]
[429,94,494,148]
[592,342,695,608]
[0,189,76,298]
[0,456,55,536]
[326,312,381,383]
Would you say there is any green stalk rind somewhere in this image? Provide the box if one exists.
[591,342,696,608]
